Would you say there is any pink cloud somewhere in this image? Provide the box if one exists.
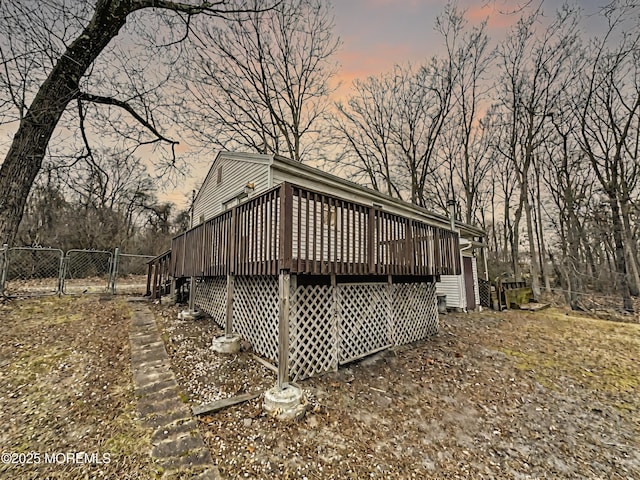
[331,44,417,100]
[465,4,518,29]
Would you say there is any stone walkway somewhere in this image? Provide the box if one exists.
[127,298,220,479]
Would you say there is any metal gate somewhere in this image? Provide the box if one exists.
[0,247,64,296]
[1,246,156,297]
[112,252,154,295]
[62,249,113,294]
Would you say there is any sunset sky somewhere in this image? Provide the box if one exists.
[170,0,609,207]
[330,0,604,99]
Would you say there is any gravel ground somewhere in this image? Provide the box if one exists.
[154,303,640,479]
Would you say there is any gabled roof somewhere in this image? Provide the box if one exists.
[195,151,486,239]
[269,155,485,238]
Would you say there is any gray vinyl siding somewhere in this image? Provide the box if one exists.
[436,274,464,309]
[193,155,270,224]
[271,166,452,230]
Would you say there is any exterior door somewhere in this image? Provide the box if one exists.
[463,256,476,310]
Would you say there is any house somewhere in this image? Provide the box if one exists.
[436,232,486,311]
[165,151,486,385]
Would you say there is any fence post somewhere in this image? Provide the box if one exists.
[111,248,120,295]
[0,244,7,296]
[57,251,65,296]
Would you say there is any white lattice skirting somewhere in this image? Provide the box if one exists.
[196,276,279,362]
[195,277,226,327]
[289,282,438,380]
[233,276,279,363]
[194,276,438,381]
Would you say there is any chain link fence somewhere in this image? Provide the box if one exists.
[0,246,154,297]
[113,252,155,295]
[62,249,113,294]
[0,247,64,296]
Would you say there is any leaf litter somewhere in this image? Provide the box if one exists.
[154,303,640,479]
[3,294,637,479]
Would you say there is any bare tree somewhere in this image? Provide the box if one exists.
[576,1,640,311]
[433,4,493,224]
[332,25,459,208]
[331,70,406,198]
[493,4,581,297]
[184,0,339,162]
[541,105,594,308]
[0,0,274,246]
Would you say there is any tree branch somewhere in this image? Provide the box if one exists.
[77,91,179,146]
[131,0,278,18]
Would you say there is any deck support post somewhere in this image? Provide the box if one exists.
[225,274,235,338]
[178,276,203,320]
[211,273,242,353]
[277,270,291,390]
[212,274,241,353]
[188,276,196,311]
[161,278,177,305]
[264,269,304,420]
[331,274,338,372]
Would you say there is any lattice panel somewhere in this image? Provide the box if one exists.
[233,276,279,362]
[478,278,491,307]
[195,277,227,327]
[391,282,438,346]
[337,284,392,365]
[289,284,337,381]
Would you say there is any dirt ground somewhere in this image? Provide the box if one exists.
[0,295,157,479]
[154,304,640,479]
[1,294,638,479]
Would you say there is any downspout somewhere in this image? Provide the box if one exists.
[448,199,469,312]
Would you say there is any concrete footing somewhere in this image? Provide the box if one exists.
[211,335,242,354]
[263,385,306,421]
[178,309,203,320]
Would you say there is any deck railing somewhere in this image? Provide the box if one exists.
[171,182,461,278]
[147,249,172,298]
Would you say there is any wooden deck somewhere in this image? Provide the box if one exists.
[170,182,461,279]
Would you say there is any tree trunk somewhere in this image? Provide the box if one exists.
[609,195,634,312]
[620,199,640,296]
[524,194,541,299]
[535,172,551,292]
[0,3,130,245]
